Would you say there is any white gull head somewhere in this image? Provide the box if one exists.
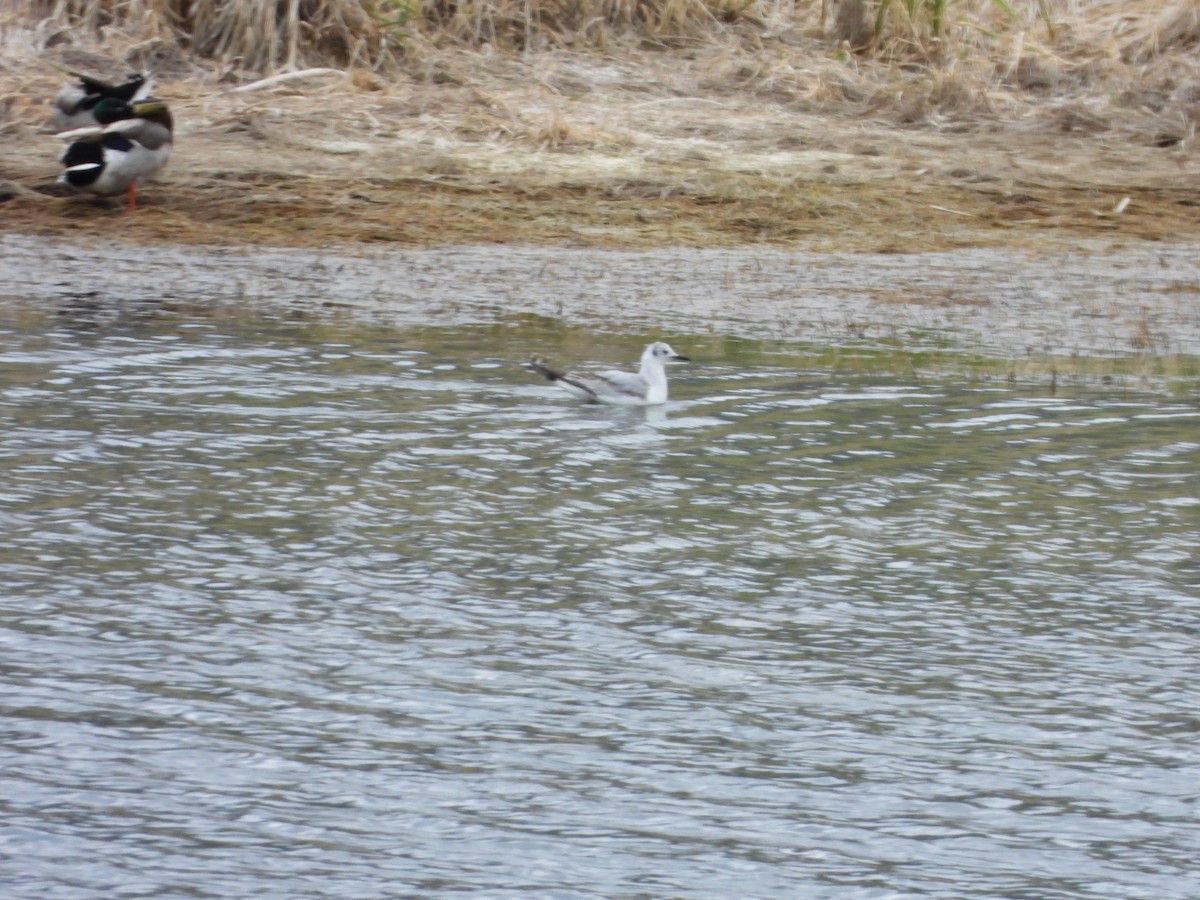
[527,341,690,406]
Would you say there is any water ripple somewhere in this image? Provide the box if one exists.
[1,315,1198,898]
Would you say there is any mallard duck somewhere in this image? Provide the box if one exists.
[58,97,174,211]
[527,342,691,405]
[53,70,156,132]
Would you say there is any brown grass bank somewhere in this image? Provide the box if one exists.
[0,0,1197,250]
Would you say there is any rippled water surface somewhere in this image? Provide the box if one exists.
[1,294,1198,899]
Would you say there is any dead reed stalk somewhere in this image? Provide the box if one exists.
[17,0,1200,108]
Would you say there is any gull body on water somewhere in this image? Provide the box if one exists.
[528,341,690,406]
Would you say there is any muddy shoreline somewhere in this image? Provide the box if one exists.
[3,48,1199,252]
[2,48,1198,382]
[4,233,1198,381]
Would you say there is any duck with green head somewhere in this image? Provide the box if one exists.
[53,70,156,132]
[57,97,174,211]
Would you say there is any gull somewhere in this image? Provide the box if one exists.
[528,341,690,406]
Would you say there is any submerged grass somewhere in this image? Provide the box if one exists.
[677,332,1200,393]
[814,344,1200,393]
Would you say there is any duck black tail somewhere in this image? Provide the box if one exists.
[60,141,105,187]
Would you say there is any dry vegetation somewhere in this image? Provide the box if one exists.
[0,0,1197,249]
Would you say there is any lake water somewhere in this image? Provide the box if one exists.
[1,240,1199,898]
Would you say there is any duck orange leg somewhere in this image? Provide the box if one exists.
[126,182,137,212]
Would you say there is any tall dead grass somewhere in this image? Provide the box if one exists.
[17,0,1200,96]
[418,0,754,51]
[29,0,408,71]
[26,0,760,69]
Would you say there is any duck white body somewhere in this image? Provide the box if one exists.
[58,99,173,209]
[528,341,690,406]
[60,130,171,197]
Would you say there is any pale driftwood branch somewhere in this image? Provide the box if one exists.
[228,69,344,94]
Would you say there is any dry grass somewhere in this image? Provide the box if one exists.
[26,0,407,71]
[6,1,1196,141]
[418,0,744,51]
[13,0,1200,67]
